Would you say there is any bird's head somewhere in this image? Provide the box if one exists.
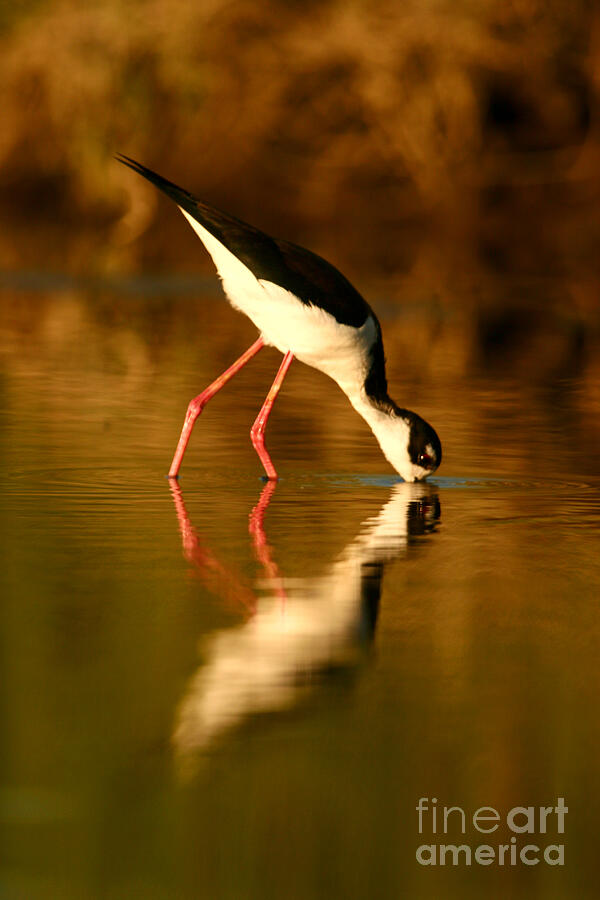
[371,409,442,483]
[404,413,442,482]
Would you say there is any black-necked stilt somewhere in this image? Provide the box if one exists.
[117,155,442,482]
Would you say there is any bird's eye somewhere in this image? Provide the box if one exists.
[418,452,434,468]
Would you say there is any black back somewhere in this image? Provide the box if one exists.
[116,155,373,328]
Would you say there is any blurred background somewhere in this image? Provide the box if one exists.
[1,0,599,398]
[0,0,598,273]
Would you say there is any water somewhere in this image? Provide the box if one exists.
[1,282,599,898]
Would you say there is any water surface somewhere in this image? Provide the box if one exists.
[1,283,599,899]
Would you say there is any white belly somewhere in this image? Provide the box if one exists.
[253,280,376,392]
[180,207,376,394]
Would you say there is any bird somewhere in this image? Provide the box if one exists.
[116,155,442,482]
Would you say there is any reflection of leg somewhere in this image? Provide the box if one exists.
[169,481,256,616]
[248,479,278,552]
[249,480,287,609]
[250,351,294,480]
[169,479,201,559]
[168,336,265,478]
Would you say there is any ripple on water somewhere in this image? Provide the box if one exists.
[1,466,173,520]
[303,472,600,495]
[3,464,599,516]
[432,474,600,492]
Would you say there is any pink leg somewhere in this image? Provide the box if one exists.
[168,336,265,478]
[250,351,294,480]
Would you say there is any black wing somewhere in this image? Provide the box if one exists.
[116,154,373,328]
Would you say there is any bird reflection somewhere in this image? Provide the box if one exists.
[170,481,440,761]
